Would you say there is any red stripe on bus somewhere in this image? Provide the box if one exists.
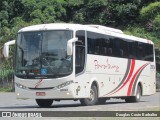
[104,59,131,96]
[109,59,135,96]
[35,79,43,88]
[127,63,148,96]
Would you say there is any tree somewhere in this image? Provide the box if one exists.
[140,1,160,31]
[65,0,145,27]
[22,0,66,23]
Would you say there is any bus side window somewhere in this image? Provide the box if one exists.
[113,38,121,57]
[95,35,102,55]
[108,48,112,55]
[137,42,145,60]
[75,30,85,74]
[95,46,100,55]
[101,35,108,56]
[145,44,154,61]
[87,32,95,54]
[128,41,136,59]
[106,38,113,56]
[102,47,107,55]
[120,49,124,57]
[121,39,129,58]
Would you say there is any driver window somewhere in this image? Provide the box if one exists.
[75,30,85,74]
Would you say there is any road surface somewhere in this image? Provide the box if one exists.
[0,92,159,111]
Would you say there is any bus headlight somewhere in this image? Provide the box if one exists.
[15,83,28,89]
[56,80,73,89]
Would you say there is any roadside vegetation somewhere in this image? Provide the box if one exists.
[0,87,14,92]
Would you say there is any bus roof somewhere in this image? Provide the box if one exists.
[18,23,84,32]
[18,23,153,44]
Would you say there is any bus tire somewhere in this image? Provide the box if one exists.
[97,98,106,105]
[36,99,53,107]
[80,85,98,106]
[125,85,142,103]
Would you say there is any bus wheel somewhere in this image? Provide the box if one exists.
[97,98,106,105]
[125,85,142,103]
[36,99,53,107]
[80,85,98,106]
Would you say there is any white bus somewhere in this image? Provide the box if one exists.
[4,23,156,107]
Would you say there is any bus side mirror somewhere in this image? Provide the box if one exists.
[3,45,9,58]
[3,40,15,58]
[67,38,78,55]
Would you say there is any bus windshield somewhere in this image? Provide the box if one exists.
[15,30,73,79]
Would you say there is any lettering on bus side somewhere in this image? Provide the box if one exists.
[94,59,119,72]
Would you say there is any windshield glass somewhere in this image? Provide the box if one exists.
[15,30,73,79]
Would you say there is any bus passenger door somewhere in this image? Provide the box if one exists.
[75,30,85,74]
[74,30,88,98]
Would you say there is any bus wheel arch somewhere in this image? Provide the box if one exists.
[80,80,99,106]
[134,83,142,102]
[125,83,142,103]
[138,82,143,96]
[92,81,99,96]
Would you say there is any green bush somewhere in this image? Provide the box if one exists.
[0,69,14,79]
[0,59,14,80]
[0,87,14,92]
[153,15,160,31]
[124,26,160,48]
[140,2,160,21]
[140,2,160,31]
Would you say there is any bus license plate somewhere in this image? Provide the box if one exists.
[36,92,46,96]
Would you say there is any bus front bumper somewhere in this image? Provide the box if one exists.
[15,86,75,99]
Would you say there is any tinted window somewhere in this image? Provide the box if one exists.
[128,41,137,59]
[87,31,95,54]
[102,38,112,56]
[87,31,154,62]
[145,44,154,61]
[137,42,145,60]
[76,30,85,74]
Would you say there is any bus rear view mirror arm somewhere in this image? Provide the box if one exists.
[3,40,15,58]
[67,37,78,55]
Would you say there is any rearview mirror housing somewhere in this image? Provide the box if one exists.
[3,40,15,58]
[67,38,78,55]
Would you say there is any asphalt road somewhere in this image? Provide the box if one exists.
[0,92,159,119]
[0,92,159,111]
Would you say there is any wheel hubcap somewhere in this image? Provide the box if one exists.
[89,89,95,101]
[136,87,141,100]
[137,92,140,99]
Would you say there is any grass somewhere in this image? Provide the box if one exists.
[0,87,14,92]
